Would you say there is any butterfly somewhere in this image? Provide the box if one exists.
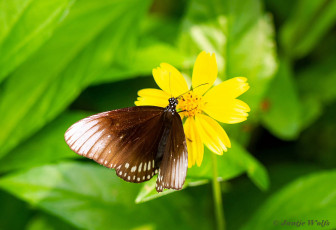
[64,97,187,193]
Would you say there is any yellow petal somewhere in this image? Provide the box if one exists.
[152,63,189,97]
[195,114,230,155]
[184,117,204,167]
[192,51,218,95]
[204,77,250,101]
[134,88,170,107]
[203,98,250,124]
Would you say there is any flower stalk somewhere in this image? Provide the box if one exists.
[211,153,226,230]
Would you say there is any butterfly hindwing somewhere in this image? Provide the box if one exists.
[64,106,165,183]
[156,113,188,192]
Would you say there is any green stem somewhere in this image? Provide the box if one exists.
[211,153,226,230]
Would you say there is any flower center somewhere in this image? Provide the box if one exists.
[177,91,203,117]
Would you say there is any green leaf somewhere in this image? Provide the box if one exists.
[0,111,88,173]
[0,0,151,159]
[188,140,269,191]
[261,58,301,140]
[225,163,321,230]
[241,170,336,230]
[0,162,139,229]
[280,0,336,59]
[178,0,277,111]
[0,162,212,230]
[136,139,269,203]
[92,41,185,85]
[0,0,74,82]
[135,178,208,204]
[92,13,186,85]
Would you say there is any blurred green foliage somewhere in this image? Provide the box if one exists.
[0,0,336,229]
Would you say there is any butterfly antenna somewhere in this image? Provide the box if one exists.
[176,83,208,99]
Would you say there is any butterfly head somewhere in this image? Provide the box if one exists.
[165,97,178,114]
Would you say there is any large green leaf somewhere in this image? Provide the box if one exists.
[241,170,336,230]
[0,162,141,229]
[188,140,269,190]
[224,163,321,230]
[178,0,277,111]
[92,14,186,85]
[0,0,74,82]
[135,178,209,204]
[280,0,336,59]
[0,162,212,230]
[92,41,185,85]
[135,140,269,203]
[261,58,301,140]
[0,111,87,173]
[0,0,151,159]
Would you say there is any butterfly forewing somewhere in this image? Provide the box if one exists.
[156,113,188,192]
[65,106,165,183]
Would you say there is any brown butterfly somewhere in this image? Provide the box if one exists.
[64,97,187,192]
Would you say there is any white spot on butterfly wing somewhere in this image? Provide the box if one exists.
[125,163,129,169]
[138,163,142,172]
[131,166,137,172]
[148,161,151,170]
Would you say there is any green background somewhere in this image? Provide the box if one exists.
[0,0,336,229]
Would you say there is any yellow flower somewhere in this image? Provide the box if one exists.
[135,51,250,167]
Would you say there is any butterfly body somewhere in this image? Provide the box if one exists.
[65,97,188,192]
